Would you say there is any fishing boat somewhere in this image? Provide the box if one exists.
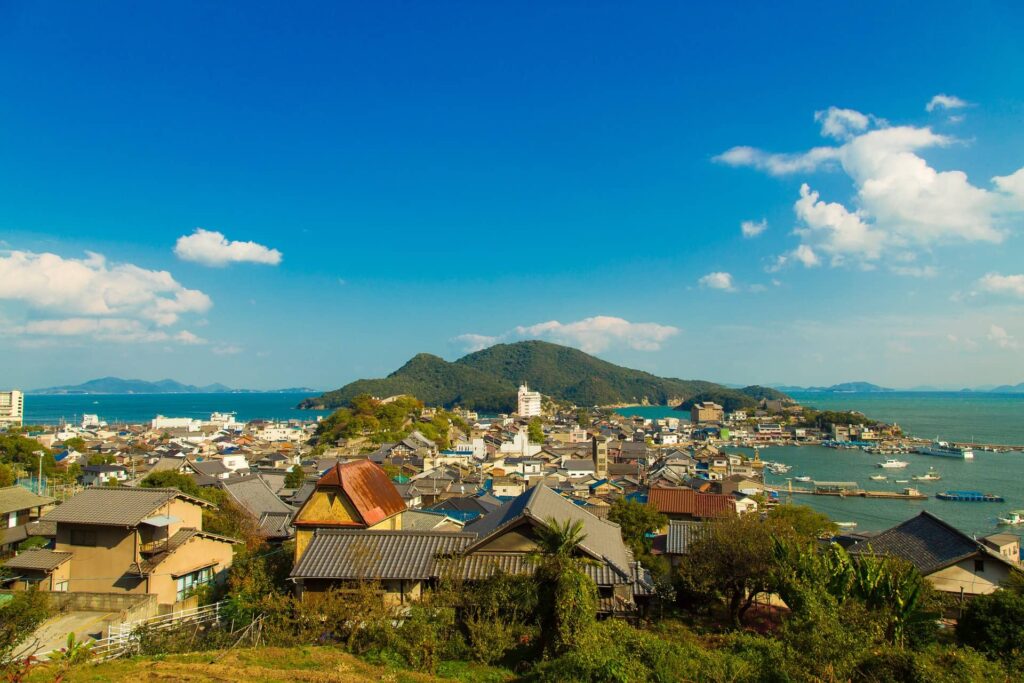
[912,468,942,482]
[869,474,887,481]
[835,521,858,529]
[895,479,909,483]
[877,458,909,469]
[793,475,812,483]
[916,438,974,460]
[997,511,1024,526]
[936,490,1004,503]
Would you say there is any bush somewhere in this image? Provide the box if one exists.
[957,589,1024,663]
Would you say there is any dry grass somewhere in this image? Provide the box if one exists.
[27,646,472,683]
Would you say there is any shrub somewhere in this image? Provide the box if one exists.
[957,589,1024,663]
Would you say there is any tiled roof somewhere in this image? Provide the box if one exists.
[291,530,475,581]
[444,552,634,586]
[665,520,704,555]
[0,486,54,515]
[305,460,406,527]
[647,487,734,519]
[131,528,238,575]
[258,511,294,539]
[43,487,211,527]
[2,548,73,572]
[464,485,633,574]
[847,511,1015,575]
[221,476,294,517]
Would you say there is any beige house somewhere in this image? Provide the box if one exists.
[0,486,54,555]
[848,511,1021,596]
[22,487,238,607]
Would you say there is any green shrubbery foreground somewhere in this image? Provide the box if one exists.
[6,506,1024,681]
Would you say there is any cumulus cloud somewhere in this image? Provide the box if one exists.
[977,273,1024,298]
[0,249,212,345]
[174,228,282,267]
[926,94,969,112]
[716,104,1024,269]
[452,333,499,353]
[791,244,820,268]
[987,324,1019,350]
[698,272,736,291]
[455,316,680,354]
[741,219,767,238]
[890,265,937,278]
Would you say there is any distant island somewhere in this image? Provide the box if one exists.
[774,381,894,393]
[29,377,320,395]
[299,340,789,413]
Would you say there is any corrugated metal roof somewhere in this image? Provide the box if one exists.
[308,460,406,527]
[42,487,209,527]
[2,548,73,572]
[444,552,634,586]
[0,486,54,515]
[291,530,475,581]
[648,487,734,519]
[666,520,704,555]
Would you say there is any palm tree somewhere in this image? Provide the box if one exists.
[530,517,598,657]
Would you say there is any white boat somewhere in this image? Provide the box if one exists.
[869,474,887,481]
[916,439,974,460]
[793,476,812,482]
[912,468,942,482]
[997,511,1024,526]
[895,479,909,483]
[877,459,909,469]
[835,521,858,529]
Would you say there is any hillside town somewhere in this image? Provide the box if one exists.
[2,382,1021,678]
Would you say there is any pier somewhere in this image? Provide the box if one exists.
[769,482,928,501]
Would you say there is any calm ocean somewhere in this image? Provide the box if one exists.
[616,392,1024,536]
[22,392,331,425]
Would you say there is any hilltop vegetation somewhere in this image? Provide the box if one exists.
[301,340,788,412]
[314,394,468,449]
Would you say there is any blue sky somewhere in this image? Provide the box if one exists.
[2,1,1023,390]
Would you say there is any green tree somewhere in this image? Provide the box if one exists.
[139,470,204,498]
[576,409,590,427]
[678,514,775,626]
[531,518,598,657]
[0,462,14,487]
[284,465,305,489]
[957,589,1024,662]
[527,417,545,444]
[0,589,50,671]
[607,497,666,561]
[62,436,86,453]
[767,503,837,539]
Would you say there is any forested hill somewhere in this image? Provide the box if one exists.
[299,340,788,412]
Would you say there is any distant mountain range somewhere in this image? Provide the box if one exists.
[29,377,319,395]
[773,381,894,393]
[299,340,789,413]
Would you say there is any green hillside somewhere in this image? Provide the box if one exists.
[299,340,787,412]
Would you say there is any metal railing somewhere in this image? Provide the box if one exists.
[86,600,226,661]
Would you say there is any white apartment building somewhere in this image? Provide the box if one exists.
[517,383,542,417]
[0,390,24,427]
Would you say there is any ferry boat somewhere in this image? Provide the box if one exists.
[916,439,974,460]
[936,490,1004,503]
[877,459,909,469]
[911,468,942,482]
[997,511,1024,526]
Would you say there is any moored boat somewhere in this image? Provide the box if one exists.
[916,439,974,460]
[877,458,909,469]
[869,474,887,481]
[912,468,942,482]
[997,511,1024,526]
[835,521,858,529]
[936,490,1004,502]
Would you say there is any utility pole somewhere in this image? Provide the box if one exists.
[37,451,43,495]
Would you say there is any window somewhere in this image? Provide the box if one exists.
[70,529,97,546]
[54,580,68,592]
[974,559,985,573]
[175,566,214,601]
[6,513,16,529]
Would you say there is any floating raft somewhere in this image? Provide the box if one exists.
[936,490,1005,502]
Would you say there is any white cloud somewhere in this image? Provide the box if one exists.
[715,106,1024,268]
[741,219,767,238]
[698,272,736,291]
[987,324,1019,350]
[791,244,820,268]
[456,316,680,354]
[452,333,499,352]
[174,330,207,345]
[890,265,937,278]
[713,145,840,177]
[174,228,282,267]
[977,273,1024,298]
[212,344,243,355]
[926,94,969,112]
[815,106,872,140]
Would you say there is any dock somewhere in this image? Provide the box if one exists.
[769,482,928,501]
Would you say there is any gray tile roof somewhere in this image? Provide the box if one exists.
[42,487,209,527]
[464,485,632,574]
[291,530,475,581]
[847,511,1013,575]
[221,476,294,518]
[444,552,634,586]
[1,548,73,572]
[0,486,54,515]
[258,511,294,539]
[562,459,596,471]
[666,520,704,555]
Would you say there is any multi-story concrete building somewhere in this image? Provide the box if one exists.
[517,383,542,417]
[689,401,724,425]
[0,390,24,427]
